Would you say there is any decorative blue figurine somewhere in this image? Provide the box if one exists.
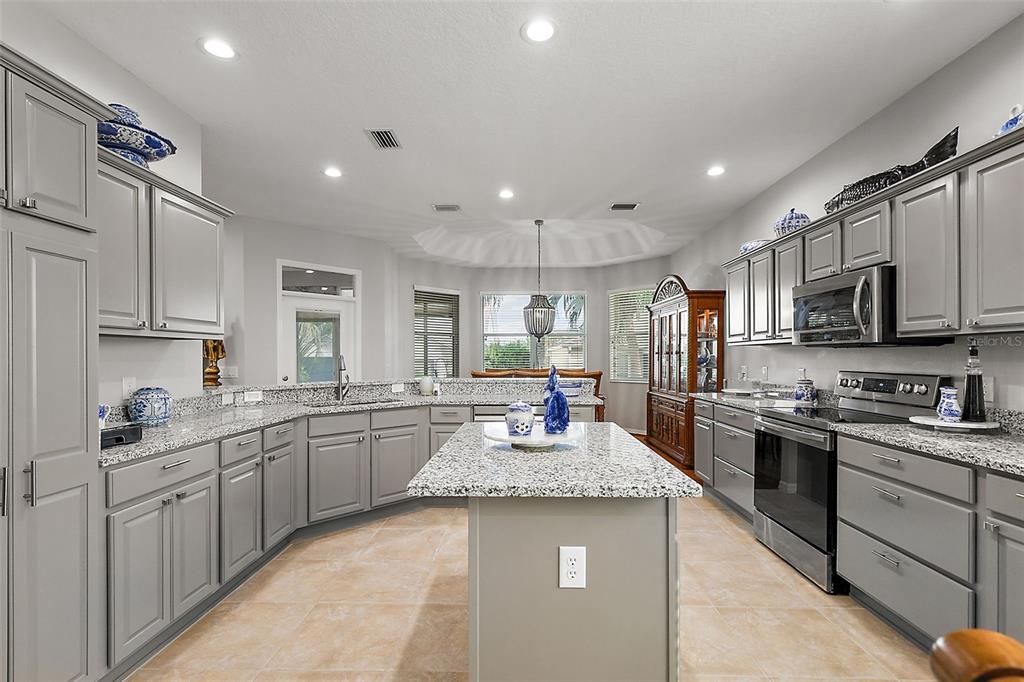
[543,365,570,434]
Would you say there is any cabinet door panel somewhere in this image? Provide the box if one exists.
[263,446,296,549]
[842,202,892,271]
[372,426,419,507]
[804,222,841,281]
[895,175,960,334]
[8,74,96,230]
[0,228,6,678]
[693,417,714,485]
[0,68,7,207]
[172,475,218,618]
[96,163,150,329]
[749,252,774,342]
[220,459,261,582]
[773,240,803,339]
[152,189,223,334]
[308,432,370,522]
[986,519,1024,641]
[963,146,1024,330]
[430,426,459,457]
[108,496,171,665]
[10,231,98,682]
[725,262,749,343]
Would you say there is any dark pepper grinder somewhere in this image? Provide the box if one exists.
[962,341,987,422]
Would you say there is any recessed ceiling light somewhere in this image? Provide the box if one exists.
[305,269,315,274]
[499,188,515,199]
[521,18,555,42]
[200,38,235,59]
[707,165,725,177]
[324,166,342,178]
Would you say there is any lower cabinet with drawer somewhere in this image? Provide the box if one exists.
[220,457,264,582]
[263,444,295,549]
[714,456,754,516]
[308,429,371,523]
[981,515,1024,641]
[693,416,714,485]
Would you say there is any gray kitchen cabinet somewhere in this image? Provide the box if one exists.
[0,227,8,678]
[842,201,891,271]
[748,250,774,342]
[171,475,219,619]
[804,221,841,281]
[724,261,749,343]
[220,458,262,582]
[108,494,172,665]
[693,416,714,485]
[0,68,7,208]
[9,227,99,681]
[430,425,460,456]
[894,175,960,334]
[152,189,224,335]
[982,517,1024,641]
[263,445,295,549]
[773,239,803,339]
[371,425,419,508]
[308,431,370,522]
[96,162,151,329]
[6,73,96,231]
[962,144,1024,331]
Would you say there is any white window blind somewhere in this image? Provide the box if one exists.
[609,288,654,383]
[414,289,459,378]
[482,293,586,369]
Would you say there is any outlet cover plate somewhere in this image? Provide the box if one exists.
[391,383,405,393]
[559,546,586,589]
[243,390,263,403]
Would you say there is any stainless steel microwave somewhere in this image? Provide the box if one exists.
[791,265,948,346]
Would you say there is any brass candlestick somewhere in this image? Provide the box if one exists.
[203,339,226,387]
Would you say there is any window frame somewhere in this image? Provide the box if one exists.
[608,286,655,384]
[480,290,587,369]
[413,285,461,379]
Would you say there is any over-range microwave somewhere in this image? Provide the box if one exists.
[791,265,950,346]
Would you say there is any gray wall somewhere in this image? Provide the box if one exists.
[670,13,1024,410]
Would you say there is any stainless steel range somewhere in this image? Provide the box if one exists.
[752,371,952,593]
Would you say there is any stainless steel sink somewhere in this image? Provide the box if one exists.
[302,398,403,408]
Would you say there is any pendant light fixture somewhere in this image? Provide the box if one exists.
[523,219,556,341]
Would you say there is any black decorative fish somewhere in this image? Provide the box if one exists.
[824,127,959,214]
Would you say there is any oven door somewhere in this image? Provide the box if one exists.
[792,266,885,345]
[753,417,836,552]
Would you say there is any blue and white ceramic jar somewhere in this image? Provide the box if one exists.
[936,386,963,423]
[129,387,173,426]
[505,401,534,436]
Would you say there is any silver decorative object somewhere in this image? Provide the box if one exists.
[523,219,555,341]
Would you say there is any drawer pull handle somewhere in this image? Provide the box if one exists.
[724,431,738,439]
[175,491,187,500]
[237,438,258,446]
[724,411,738,418]
[984,520,1001,533]
[266,454,277,462]
[440,411,459,416]
[872,486,901,502]
[696,423,711,431]
[1016,493,1024,500]
[871,550,901,568]
[275,427,292,435]
[161,459,191,470]
[871,453,901,464]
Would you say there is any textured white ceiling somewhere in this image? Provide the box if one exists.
[38,1,1024,267]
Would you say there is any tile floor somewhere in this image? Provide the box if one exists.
[130,496,933,682]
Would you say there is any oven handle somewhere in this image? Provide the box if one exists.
[852,274,869,337]
[754,417,832,449]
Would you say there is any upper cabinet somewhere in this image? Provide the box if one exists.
[773,239,803,339]
[748,250,774,342]
[6,72,96,231]
[724,262,749,343]
[842,202,891,272]
[96,162,149,330]
[804,221,842,281]
[962,144,1024,331]
[725,238,803,345]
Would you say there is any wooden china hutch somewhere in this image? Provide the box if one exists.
[647,275,725,468]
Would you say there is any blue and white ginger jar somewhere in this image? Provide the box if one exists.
[936,387,962,423]
[129,387,173,426]
[505,401,534,436]
[774,208,811,237]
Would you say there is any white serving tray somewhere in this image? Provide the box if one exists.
[482,422,583,449]
[909,415,1001,432]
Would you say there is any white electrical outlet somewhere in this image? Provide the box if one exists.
[221,394,234,406]
[221,365,239,379]
[558,546,586,589]
[243,390,263,403]
[738,365,748,381]
[391,383,405,393]
[983,376,995,405]
[122,376,137,400]
[761,366,769,380]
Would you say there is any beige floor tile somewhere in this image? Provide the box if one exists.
[225,559,337,603]
[318,560,433,603]
[762,559,860,609]
[285,522,383,562]
[819,607,933,679]
[679,677,768,682]
[266,603,417,671]
[423,555,469,604]
[360,527,448,562]
[382,505,466,529]
[434,526,469,561]
[256,674,467,682]
[678,504,735,533]
[678,529,760,562]
[677,561,714,606]
[681,560,813,609]
[678,606,764,677]
[129,671,259,681]
[719,607,892,678]
[396,604,469,673]
[144,602,313,671]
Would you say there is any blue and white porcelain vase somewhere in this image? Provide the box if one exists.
[129,387,173,426]
[505,401,534,436]
[792,368,817,404]
[936,386,963,423]
[543,366,570,434]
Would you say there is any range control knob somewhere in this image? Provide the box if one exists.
[849,379,861,389]
[839,378,849,387]
[899,382,913,394]
[914,384,929,395]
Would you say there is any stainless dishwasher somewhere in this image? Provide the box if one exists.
[472,405,545,422]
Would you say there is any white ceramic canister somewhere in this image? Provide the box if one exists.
[505,401,535,436]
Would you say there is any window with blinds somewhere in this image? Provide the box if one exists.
[482,293,586,369]
[609,288,654,383]
[414,289,459,378]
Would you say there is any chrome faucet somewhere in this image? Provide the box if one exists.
[337,355,351,401]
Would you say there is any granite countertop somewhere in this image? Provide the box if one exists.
[407,422,702,498]
[689,392,801,410]
[99,394,603,468]
[834,423,1024,477]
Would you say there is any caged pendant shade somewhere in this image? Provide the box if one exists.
[523,219,555,341]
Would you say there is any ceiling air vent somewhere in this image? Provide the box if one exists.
[609,202,640,211]
[432,204,461,213]
[365,129,402,150]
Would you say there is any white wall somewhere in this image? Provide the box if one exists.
[98,337,203,405]
[0,2,204,193]
[670,13,1024,410]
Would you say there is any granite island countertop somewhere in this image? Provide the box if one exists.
[407,422,702,498]
[100,393,603,468]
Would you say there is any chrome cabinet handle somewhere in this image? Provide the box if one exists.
[1015,493,1024,500]
[159,322,168,329]
[984,520,1001,533]
[374,434,381,440]
[265,453,277,462]
[162,497,172,506]
[843,264,851,270]
[237,438,258,447]
[275,427,292,434]
[22,462,37,507]
[161,459,191,470]
[724,411,738,418]
[0,188,7,205]
[872,485,901,502]
[871,550,900,568]
[254,459,262,468]
[724,431,738,439]
[695,422,711,431]
[829,267,837,274]
[175,491,187,500]
[0,467,6,517]
[137,320,146,328]
[440,411,459,416]
[358,435,365,442]
[19,197,37,209]
[871,452,901,464]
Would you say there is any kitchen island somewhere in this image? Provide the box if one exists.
[408,422,701,682]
